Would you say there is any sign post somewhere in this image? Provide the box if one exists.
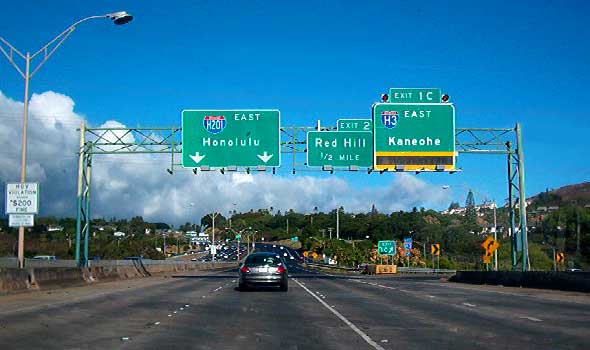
[403,237,412,267]
[5,182,39,267]
[182,110,280,168]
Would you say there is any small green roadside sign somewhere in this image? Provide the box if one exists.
[378,240,396,255]
[337,119,372,131]
[235,234,241,240]
[389,88,441,103]
[182,109,280,168]
[307,131,373,168]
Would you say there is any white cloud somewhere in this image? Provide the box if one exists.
[0,90,450,224]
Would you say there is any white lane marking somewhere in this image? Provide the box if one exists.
[400,289,411,293]
[185,304,190,307]
[427,295,436,298]
[180,308,184,311]
[154,321,161,325]
[462,302,476,307]
[173,311,177,314]
[167,314,172,317]
[293,278,386,350]
[520,316,542,322]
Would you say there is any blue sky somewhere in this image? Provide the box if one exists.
[1,0,589,218]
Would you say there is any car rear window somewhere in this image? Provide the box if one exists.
[245,255,281,267]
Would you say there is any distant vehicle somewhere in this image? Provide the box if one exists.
[238,252,288,291]
[32,255,56,261]
[566,268,582,272]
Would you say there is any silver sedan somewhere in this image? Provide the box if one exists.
[238,252,288,291]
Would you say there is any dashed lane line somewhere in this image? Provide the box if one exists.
[293,278,386,350]
[519,316,543,322]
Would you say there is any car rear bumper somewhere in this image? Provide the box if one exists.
[241,274,286,285]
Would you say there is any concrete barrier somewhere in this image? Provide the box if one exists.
[450,271,590,293]
[0,261,237,295]
[0,268,31,294]
[29,267,87,290]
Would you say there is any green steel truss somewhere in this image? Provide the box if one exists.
[76,124,528,270]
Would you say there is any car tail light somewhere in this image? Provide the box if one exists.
[240,266,250,273]
[277,265,285,274]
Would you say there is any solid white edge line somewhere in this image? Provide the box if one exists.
[293,278,386,350]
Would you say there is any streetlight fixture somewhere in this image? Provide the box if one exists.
[0,11,133,268]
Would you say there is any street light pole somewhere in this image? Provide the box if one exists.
[0,11,133,268]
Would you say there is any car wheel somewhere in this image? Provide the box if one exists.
[238,282,247,291]
[279,282,288,292]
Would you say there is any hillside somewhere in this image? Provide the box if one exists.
[529,182,590,206]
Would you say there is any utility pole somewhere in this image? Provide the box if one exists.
[163,232,166,257]
[493,201,498,271]
[576,207,581,267]
[286,218,289,236]
[237,234,240,262]
[209,212,219,263]
[336,207,340,240]
[328,227,333,239]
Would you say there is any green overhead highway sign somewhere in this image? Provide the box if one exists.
[373,100,455,171]
[389,88,441,103]
[307,131,373,168]
[182,110,280,168]
[378,240,396,255]
[337,119,372,131]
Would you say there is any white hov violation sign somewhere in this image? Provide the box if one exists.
[5,182,39,214]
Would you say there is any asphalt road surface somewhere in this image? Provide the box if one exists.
[1,260,589,349]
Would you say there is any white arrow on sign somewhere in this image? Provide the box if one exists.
[257,151,274,164]
[189,152,206,164]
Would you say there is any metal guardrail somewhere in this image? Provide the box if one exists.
[0,257,229,269]
[305,262,361,271]
[305,262,455,274]
[397,267,456,274]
